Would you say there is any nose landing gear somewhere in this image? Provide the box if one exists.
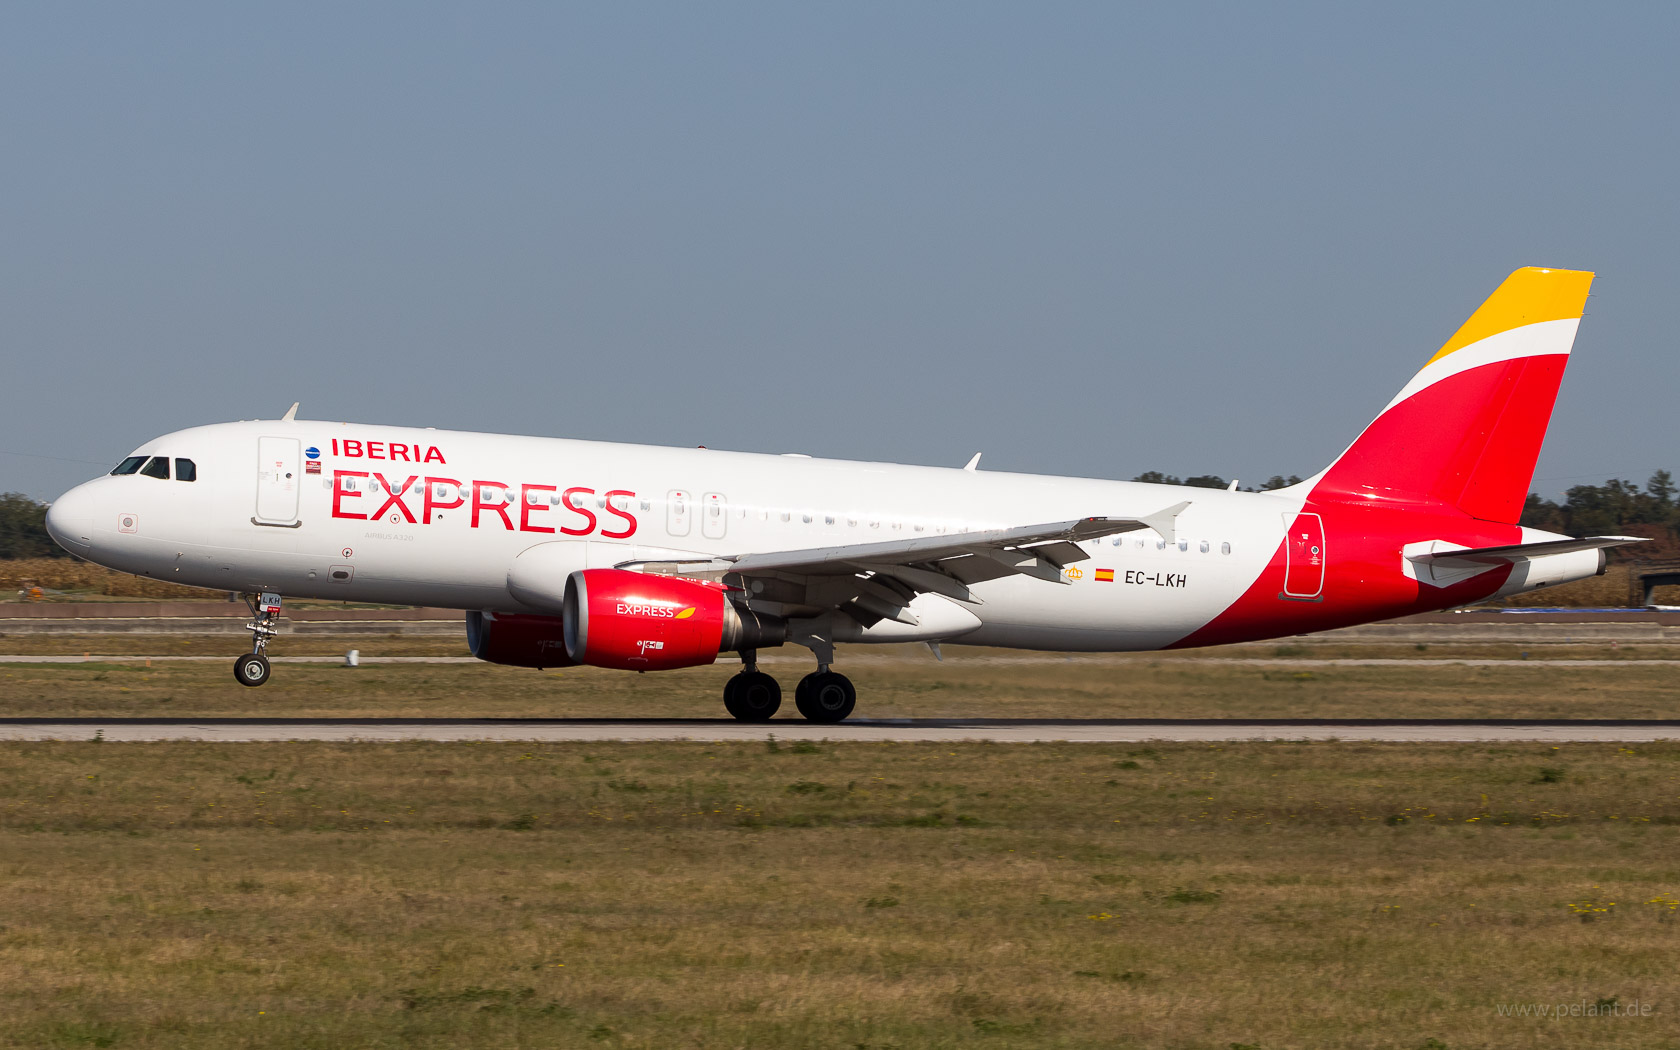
[234,592,282,688]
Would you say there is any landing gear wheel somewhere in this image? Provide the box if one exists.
[795,671,856,723]
[724,671,782,721]
[234,653,271,688]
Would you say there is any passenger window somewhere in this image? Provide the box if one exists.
[174,458,197,482]
[140,456,170,480]
[1177,539,1188,552]
[110,456,147,476]
[1222,542,1232,555]
[1199,540,1209,553]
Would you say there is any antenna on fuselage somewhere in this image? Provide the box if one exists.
[281,402,299,422]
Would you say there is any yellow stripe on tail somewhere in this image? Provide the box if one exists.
[1424,266,1594,366]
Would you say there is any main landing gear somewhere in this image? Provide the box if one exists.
[723,653,781,721]
[234,591,282,687]
[722,649,856,723]
[794,669,856,723]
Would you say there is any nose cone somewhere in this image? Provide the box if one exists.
[45,484,96,554]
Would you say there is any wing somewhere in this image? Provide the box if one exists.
[616,502,1191,628]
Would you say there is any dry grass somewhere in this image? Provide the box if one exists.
[1,558,223,600]
[1,740,1677,1048]
[2,648,1680,721]
[0,631,474,658]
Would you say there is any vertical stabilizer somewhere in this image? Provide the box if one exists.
[1312,267,1593,523]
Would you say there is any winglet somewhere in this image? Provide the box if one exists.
[281,402,299,422]
[963,453,982,472]
[1139,501,1191,545]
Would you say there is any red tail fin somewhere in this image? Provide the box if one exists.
[1312,267,1594,524]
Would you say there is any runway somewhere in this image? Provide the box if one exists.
[5,717,1680,743]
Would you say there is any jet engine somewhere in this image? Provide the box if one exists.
[465,611,578,669]
[561,568,784,671]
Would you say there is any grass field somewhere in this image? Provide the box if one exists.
[4,628,1678,1047]
[2,739,1678,1048]
[3,640,1680,721]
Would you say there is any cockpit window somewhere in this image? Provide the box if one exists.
[174,458,197,482]
[139,456,170,480]
[111,456,147,475]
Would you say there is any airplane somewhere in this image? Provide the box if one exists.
[45,267,1641,721]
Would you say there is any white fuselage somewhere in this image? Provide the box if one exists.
[47,420,1302,651]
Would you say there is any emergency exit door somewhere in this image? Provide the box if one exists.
[666,490,691,537]
[701,492,727,539]
[1282,512,1325,599]
[255,436,302,525]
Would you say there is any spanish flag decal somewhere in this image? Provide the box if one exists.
[675,607,696,619]
[1094,568,1114,582]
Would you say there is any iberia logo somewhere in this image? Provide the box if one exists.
[675,607,696,620]
[1064,566,1084,581]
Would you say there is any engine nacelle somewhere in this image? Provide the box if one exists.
[562,569,783,671]
[465,611,579,669]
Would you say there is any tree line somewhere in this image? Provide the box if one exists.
[4,472,1678,558]
[0,493,59,559]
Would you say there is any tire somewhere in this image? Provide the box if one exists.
[234,653,271,687]
[794,671,856,723]
[724,671,782,721]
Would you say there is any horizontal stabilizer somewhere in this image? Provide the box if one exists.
[1410,535,1646,566]
[1404,535,1645,589]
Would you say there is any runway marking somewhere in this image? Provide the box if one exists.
[3,718,1679,743]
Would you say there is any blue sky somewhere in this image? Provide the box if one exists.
[3,3,1676,500]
